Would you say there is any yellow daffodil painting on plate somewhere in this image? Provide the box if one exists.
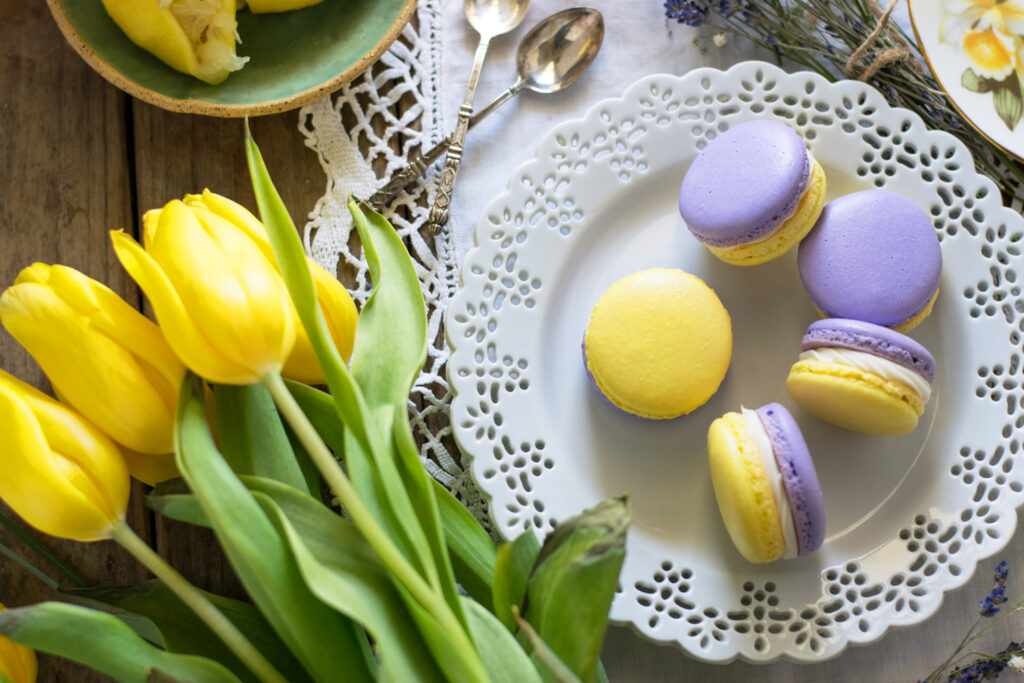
[941,0,1024,129]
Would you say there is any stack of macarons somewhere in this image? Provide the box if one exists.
[579,117,944,564]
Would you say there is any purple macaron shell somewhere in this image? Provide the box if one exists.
[797,189,941,327]
[801,318,936,383]
[755,403,825,556]
[679,120,809,247]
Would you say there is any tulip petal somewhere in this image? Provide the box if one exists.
[191,190,270,247]
[111,230,258,385]
[310,261,358,363]
[0,376,122,542]
[0,276,181,454]
[147,202,294,381]
[121,449,179,486]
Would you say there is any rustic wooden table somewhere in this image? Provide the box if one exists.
[0,4,331,679]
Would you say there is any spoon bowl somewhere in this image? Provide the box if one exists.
[464,0,531,38]
[369,7,604,211]
[518,7,604,94]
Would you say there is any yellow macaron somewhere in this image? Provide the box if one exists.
[583,268,732,419]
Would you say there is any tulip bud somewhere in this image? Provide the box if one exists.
[0,264,185,455]
[181,190,358,384]
[0,370,129,542]
[0,603,36,683]
[101,0,248,85]
[111,198,296,386]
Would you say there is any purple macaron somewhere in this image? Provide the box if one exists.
[756,402,825,556]
[801,318,936,383]
[797,189,942,330]
[679,120,810,248]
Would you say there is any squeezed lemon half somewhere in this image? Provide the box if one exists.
[102,0,249,85]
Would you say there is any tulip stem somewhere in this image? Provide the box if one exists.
[262,372,487,682]
[109,522,288,683]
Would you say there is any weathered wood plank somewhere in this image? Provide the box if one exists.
[0,3,149,681]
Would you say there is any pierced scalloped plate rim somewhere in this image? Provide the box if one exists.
[447,61,1024,664]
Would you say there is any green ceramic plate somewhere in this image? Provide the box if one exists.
[47,0,416,117]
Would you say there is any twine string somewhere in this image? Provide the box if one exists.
[845,0,917,81]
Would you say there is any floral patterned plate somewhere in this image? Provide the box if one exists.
[910,0,1024,161]
[447,61,1024,662]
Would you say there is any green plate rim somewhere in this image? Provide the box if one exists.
[45,0,417,118]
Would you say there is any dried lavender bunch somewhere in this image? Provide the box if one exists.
[664,0,1024,199]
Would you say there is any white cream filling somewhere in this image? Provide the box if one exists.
[798,348,931,401]
[742,408,798,560]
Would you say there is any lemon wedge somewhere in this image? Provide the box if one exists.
[102,0,249,85]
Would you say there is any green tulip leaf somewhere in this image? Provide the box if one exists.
[245,128,374,459]
[147,479,210,527]
[287,381,498,606]
[213,384,312,495]
[175,379,375,683]
[64,580,307,683]
[526,497,630,683]
[348,197,464,619]
[493,529,541,631]
[434,477,497,609]
[246,480,444,682]
[146,670,189,683]
[0,602,239,683]
[247,131,435,593]
[463,599,543,683]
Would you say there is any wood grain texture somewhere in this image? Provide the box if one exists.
[0,3,147,681]
[0,2,325,680]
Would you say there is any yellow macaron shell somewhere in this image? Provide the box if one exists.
[709,157,827,267]
[584,268,732,419]
[707,411,785,563]
[786,359,924,436]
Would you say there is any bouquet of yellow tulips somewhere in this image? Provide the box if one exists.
[0,129,629,683]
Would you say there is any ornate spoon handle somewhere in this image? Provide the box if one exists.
[369,82,524,213]
[428,37,491,231]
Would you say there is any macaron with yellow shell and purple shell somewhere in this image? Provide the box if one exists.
[583,268,732,419]
[707,402,825,564]
[678,119,827,266]
[785,318,936,436]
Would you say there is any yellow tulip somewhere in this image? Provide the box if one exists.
[0,264,185,456]
[180,190,358,384]
[246,0,324,12]
[101,0,249,85]
[0,370,129,542]
[0,604,36,683]
[112,199,296,386]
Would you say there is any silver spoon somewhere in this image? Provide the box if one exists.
[370,7,604,213]
[427,0,530,230]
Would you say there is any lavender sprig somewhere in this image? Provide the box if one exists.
[922,561,1024,682]
[663,0,1024,199]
